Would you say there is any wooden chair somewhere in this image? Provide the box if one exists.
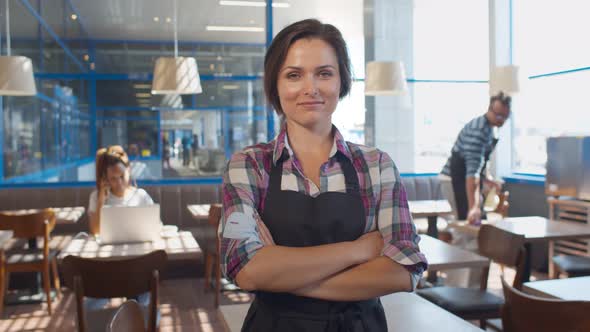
[203,204,222,307]
[552,255,590,278]
[484,190,510,218]
[0,250,5,316]
[0,209,60,314]
[418,224,526,329]
[61,250,167,332]
[107,300,146,332]
[501,277,590,332]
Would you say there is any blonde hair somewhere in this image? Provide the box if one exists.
[95,145,131,190]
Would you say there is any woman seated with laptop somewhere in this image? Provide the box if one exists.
[88,145,154,235]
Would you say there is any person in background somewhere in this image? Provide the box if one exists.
[163,137,171,169]
[440,92,511,225]
[181,135,191,167]
[88,145,154,235]
[220,19,427,331]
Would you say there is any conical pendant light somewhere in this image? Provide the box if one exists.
[365,61,408,96]
[151,0,202,95]
[0,0,37,96]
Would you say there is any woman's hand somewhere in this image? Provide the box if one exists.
[97,180,109,206]
[355,231,384,264]
[257,219,275,246]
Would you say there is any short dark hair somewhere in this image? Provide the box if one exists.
[263,19,352,116]
[489,91,512,111]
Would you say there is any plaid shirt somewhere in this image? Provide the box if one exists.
[220,126,428,288]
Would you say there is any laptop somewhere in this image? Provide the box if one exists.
[98,204,162,245]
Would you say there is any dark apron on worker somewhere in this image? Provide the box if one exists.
[449,137,499,220]
[241,149,388,332]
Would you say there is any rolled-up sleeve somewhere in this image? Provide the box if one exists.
[376,152,428,286]
[219,152,265,284]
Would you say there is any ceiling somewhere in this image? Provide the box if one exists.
[7,0,363,45]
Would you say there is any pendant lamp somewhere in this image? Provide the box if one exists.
[0,0,37,96]
[365,61,408,96]
[151,0,202,95]
[490,65,520,96]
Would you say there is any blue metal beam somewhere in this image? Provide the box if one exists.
[0,177,224,188]
[64,0,91,38]
[97,106,266,112]
[406,79,488,84]
[34,72,262,81]
[0,96,3,181]
[37,0,44,71]
[265,0,275,141]
[18,0,87,72]
[69,38,264,48]
[528,66,590,79]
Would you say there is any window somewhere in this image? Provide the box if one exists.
[512,1,590,174]
[413,0,489,172]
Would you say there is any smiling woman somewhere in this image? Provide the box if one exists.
[219,19,427,332]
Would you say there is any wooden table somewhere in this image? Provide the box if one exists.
[219,292,482,332]
[58,231,202,261]
[409,200,453,238]
[449,216,590,282]
[0,206,86,225]
[420,234,489,270]
[523,276,590,301]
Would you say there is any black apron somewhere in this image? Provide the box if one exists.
[241,150,388,332]
[450,137,499,220]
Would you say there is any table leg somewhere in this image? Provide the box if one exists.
[426,216,439,239]
[521,243,532,283]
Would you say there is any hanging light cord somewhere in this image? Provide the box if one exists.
[173,0,178,58]
[6,0,11,56]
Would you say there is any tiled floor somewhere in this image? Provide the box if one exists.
[0,265,547,332]
[0,278,253,332]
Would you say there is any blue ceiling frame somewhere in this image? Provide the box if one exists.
[19,0,87,72]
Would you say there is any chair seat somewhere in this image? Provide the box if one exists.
[417,287,504,314]
[5,248,57,265]
[553,255,590,275]
[86,299,159,332]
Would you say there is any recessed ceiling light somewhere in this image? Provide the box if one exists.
[153,17,160,22]
[219,1,290,8]
[165,17,172,23]
[206,25,263,32]
[135,93,152,98]
[71,14,78,20]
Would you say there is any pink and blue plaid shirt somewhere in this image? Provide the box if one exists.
[220,126,428,287]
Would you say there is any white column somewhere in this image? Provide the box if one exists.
[365,0,415,172]
[489,0,513,177]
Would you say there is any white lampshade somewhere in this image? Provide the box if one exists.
[365,61,408,96]
[490,65,520,96]
[151,56,202,95]
[0,56,37,96]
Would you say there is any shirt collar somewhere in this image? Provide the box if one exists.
[272,125,353,165]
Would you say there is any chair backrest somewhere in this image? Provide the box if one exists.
[208,204,222,228]
[107,300,146,332]
[478,224,526,288]
[61,250,167,298]
[501,277,590,332]
[0,209,56,238]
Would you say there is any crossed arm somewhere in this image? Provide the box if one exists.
[235,220,413,301]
